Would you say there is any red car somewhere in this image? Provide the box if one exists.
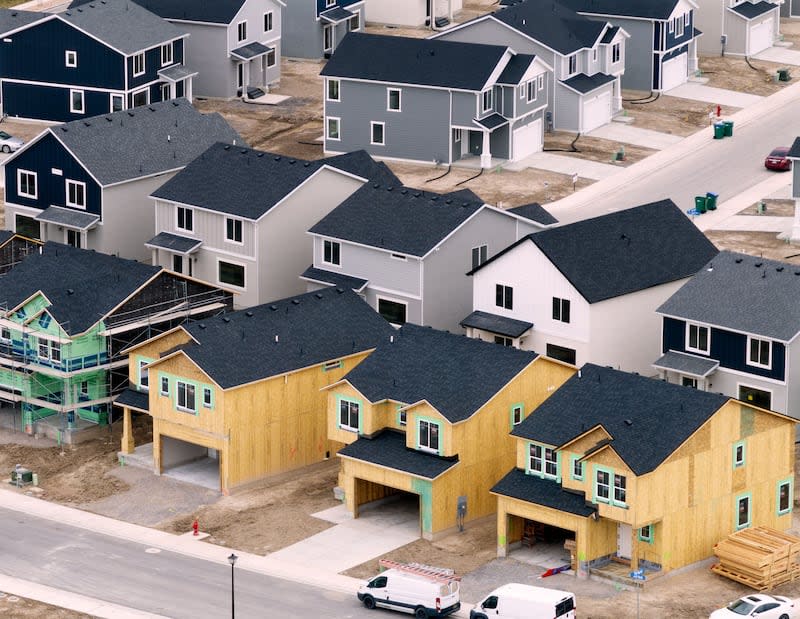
[765,147,792,171]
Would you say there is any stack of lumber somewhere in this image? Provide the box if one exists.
[711,526,800,591]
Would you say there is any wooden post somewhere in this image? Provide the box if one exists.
[121,407,135,454]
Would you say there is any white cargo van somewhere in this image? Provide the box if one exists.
[357,563,461,618]
[469,583,576,619]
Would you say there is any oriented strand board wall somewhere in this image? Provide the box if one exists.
[127,329,193,383]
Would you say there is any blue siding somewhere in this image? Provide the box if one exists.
[653,21,662,51]
[316,0,361,16]
[664,12,694,50]
[3,82,117,122]
[128,45,166,90]
[5,132,102,216]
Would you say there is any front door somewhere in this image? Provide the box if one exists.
[617,523,632,560]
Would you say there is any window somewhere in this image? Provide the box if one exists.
[371,122,385,146]
[161,82,171,101]
[495,284,513,310]
[323,239,341,266]
[612,43,621,63]
[65,50,77,67]
[38,340,49,359]
[537,74,544,90]
[391,253,406,261]
[777,479,792,515]
[471,245,488,270]
[203,387,212,408]
[482,89,493,113]
[592,48,598,62]
[160,376,169,395]
[0,327,10,342]
[327,117,340,141]
[338,398,360,432]
[177,381,196,412]
[326,0,335,6]
[638,525,653,543]
[50,341,61,363]
[79,380,89,397]
[613,473,627,504]
[133,88,149,107]
[733,440,746,468]
[173,254,183,274]
[17,170,37,199]
[378,298,407,325]
[571,455,583,481]
[66,180,86,209]
[226,218,243,243]
[738,385,771,410]
[327,79,340,101]
[70,89,84,114]
[747,337,771,369]
[454,128,461,142]
[161,42,173,66]
[264,11,273,32]
[237,20,247,42]
[684,12,690,26]
[529,443,558,478]
[139,360,149,390]
[110,94,124,113]
[494,336,512,347]
[595,469,610,501]
[511,404,524,426]
[736,494,751,529]
[348,13,360,31]
[266,50,276,67]
[398,407,407,426]
[686,323,709,354]
[668,18,674,33]
[322,360,342,372]
[219,261,245,288]
[682,376,697,389]
[133,52,145,76]
[568,54,577,75]
[387,88,401,111]
[323,25,333,51]
[177,206,193,232]
[418,419,440,453]
[526,79,537,103]
[674,16,684,37]
[552,297,571,323]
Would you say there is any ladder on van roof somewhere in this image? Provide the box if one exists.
[379,559,461,582]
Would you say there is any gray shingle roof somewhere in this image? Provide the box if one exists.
[491,468,595,516]
[321,32,510,91]
[600,25,619,43]
[51,98,242,186]
[174,288,393,389]
[231,42,271,60]
[0,230,12,245]
[35,206,99,230]
[145,231,202,254]
[460,310,533,338]
[0,9,46,35]
[300,266,368,292]
[652,350,719,377]
[125,0,247,24]
[0,242,159,335]
[657,251,800,341]
[507,203,558,225]
[62,0,187,55]
[471,200,719,303]
[321,151,401,186]
[115,388,150,412]
[475,113,509,131]
[511,363,729,475]
[729,1,777,19]
[497,53,537,85]
[308,183,486,258]
[338,430,459,479]
[561,72,616,94]
[560,0,679,20]
[788,136,800,159]
[341,323,539,423]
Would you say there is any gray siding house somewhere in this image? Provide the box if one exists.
[304,185,555,332]
[321,33,551,168]
[283,0,364,59]
[694,0,779,55]
[365,0,461,27]
[131,0,285,99]
[433,0,628,134]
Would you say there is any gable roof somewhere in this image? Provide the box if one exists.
[321,150,401,186]
[0,9,46,35]
[62,0,187,54]
[558,0,682,21]
[340,323,539,423]
[729,1,777,19]
[561,72,616,94]
[512,363,730,475]
[657,251,800,342]
[124,0,247,24]
[167,288,393,389]
[0,242,159,335]
[321,32,510,91]
[308,183,487,257]
[492,468,595,516]
[47,98,242,186]
[507,203,558,225]
[470,200,718,303]
[497,53,537,84]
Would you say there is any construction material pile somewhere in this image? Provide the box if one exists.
[711,526,800,591]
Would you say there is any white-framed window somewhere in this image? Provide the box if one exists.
[133,52,145,76]
[668,17,674,33]
[226,217,243,244]
[348,13,360,31]
[139,360,149,390]
[266,49,276,67]
[327,116,340,141]
[612,43,621,63]
[418,418,441,453]
[454,128,461,142]
[686,323,709,354]
[552,297,570,323]
[176,380,196,412]
[595,469,610,501]
[237,20,247,42]
[161,42,173,66]
[592,48,598,62]
[747,336,771,369]
[495,284,513,310]
[67,229,81,248]
[323,24,333,51]
[571,457,583,480]
[0,327,10,342]
[133,88,149,107]
[160,376,169,395]
[37,339,49,360]
[481,88,493,113]
[264,11,273,32]
[110,93,124,112]
[323,239,341,266]
[49,341,61,363]
[739,384,772,409]
[511,404,523,426]
[471,245,488,270]
[17,170,37,199]
[526,79,537,103]
[528,443,558,478]
[568,54,577,75]
[65,50,77,67]
[387,88,401,111]
[79,380,89,396]
[371,121,385,146]
[161,83,171,101]
[70,89,85,114]
[218,260,245,289]
[66,180,86,209]
[398,409,407,426]
[202,387,212,408]
[675,16,684,37]
[326,0,335,7]
[684,12,690,26]
[338,398,360,432]
[613,473,627,504]
[495,335,512,347]
[327,79,340,101]
[176,206,193,232]
[377,296,407,326]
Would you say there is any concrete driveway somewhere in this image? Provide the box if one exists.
[586,123,683,150]
[754,46,800,66]
[664,82,764,107]
[508,152,622,180]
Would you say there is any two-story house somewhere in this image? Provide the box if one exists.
[559,0,701,92]
[304,183,555,332]
[3,98,242,261]
[148,145,396,309]
[1,0,193,122]
[433,0,628,134]
[493,364,795,577]
[694,0,779,55]
[116,287,392,493]
[0,242,233,443]
[462,200,718,375]
[283,0,363,59]
[655,251,800,425]
[321,33,552,168]
[364,0,461,28]
[325,323,575,539]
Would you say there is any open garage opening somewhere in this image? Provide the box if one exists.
[508,515,576,574]
[159,435,220,490]
[354,478,421,533]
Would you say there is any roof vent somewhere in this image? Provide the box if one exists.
[291,299,301,304]
[83,121,91,127]
[315,293,323,299]
[624,419,633,426]
[735,257,743,263]
[373,183,380,189]
[387,186,393,191]
[269,304,278,311]
[304,162,310,167]
[430,196,438,201]
[241,149,247,154]
[256,152,264,158]
[105,116,113,122]
[336,287,345,294]
[61,127,68,132]
[148,106,156,112]
[414,192,421,198]
[245,311,253,317]
[777,266,784,272]
[66,288,74,295]
[223,316,230,323]
[198,323,205,329]
[762,270,767,279]
[401,189,408,195]
[390,335,394,343]
[127,111,135,117]
[755,262,762,268]
[224,145,231,150]
[445,199,452,204]
[275,334,279,342]
[289,159,296,165]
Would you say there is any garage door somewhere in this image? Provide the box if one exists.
[661,52,687,92]
[582,91,611,133]
[750,17,774,55]
[512,118,542,161]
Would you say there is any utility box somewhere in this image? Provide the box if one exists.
[10,467,33,486]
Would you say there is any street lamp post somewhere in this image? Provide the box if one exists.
[228,553,238,618]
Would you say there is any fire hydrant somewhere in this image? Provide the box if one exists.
[716,104,722,117]
[192,519,199,536]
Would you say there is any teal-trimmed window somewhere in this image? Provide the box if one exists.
[613,473,627,505]
[528,443,559,480]
[79,380,89,397]
[322,359,342,372]
[176,380,196,413]
[570,455,583,481]
[337,396,361,433]
[638,524,653,543]
[0,327,10,342]
[397,404,406,427]
[777,478,793,516]
[417,417,441,454]
[733,440,746,468]
[38,313,51,328]
[510,403,524,428]
[594,466,627,507]
[736,493,751,530]
[202,387,213,409]
[160,376,169,396]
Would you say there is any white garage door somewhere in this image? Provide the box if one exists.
[512,118,542,161]
[750,17,774,55]
[661,52,687,92]
[582,91,611,133]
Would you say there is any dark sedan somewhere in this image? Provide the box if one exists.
[765,147,792,171]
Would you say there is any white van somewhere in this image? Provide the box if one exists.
[469,583,576,619]
[357,566,461,618]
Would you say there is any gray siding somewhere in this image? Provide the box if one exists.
[695,1,722,54]
[283,3,364,59]
[724,11,748,56]
[554,83,581,132]
[176,23,231,98]
[612,18,652,90]
[451,91,478,126]
[793,165,800,198]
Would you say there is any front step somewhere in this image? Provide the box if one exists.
[246,86,266,100]
[434,16,450,28]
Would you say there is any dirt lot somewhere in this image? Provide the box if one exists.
[0,595,89,618]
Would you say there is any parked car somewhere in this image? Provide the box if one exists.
[357,564,460,618]
[765,147,792,171]
[470,583,576,619]
[0,130,23,153]
[710,594,795,619]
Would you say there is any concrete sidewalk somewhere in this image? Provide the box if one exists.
[508,152,621,180]
[754,47,800,66]
[586,123,683,150]
[664,82,764,107]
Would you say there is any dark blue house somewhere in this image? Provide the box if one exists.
[0,0,194,122]
[282,0,363,59]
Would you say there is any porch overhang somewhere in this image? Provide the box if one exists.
[652,350,719,378]
[472,113,509,132]
[158,64,198,82]
[299,265,369,293]
[145,231,202,255]
[35,206,99,231]
[492,468,596,517]
[115,387,150,414]
[319,6,354,24]
[460,310,532,339]
[560,72,616,95]
[230,42,273,61]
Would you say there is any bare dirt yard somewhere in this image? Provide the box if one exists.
[0,595,89,618]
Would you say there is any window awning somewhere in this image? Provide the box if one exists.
[115,388,150,413]
[230,42,273,61]
[460,310,532,338]
[158,64,198,82]
[472,113,509,132]
[320,6,354,24]
[145,231,202,255]
[35,206,99,231]
[652,350,719,378]
[300,265,368,293]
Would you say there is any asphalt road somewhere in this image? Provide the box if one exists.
[0,507,377,619]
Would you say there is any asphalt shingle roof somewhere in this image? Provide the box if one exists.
[35,206,99,230]
[51,98,242,186]
[491,468,596,516]
[115,388,150,412]
[497,53,537,84]
[300,266,368,292]
[460,310,533,338]
[471,200,718,303]
[0,8,45,34]
[175,288,393,389]
[657,251,800,341]
[511,363,729,475]
[321,150,401,186]
[309,183,486,257]
[729,1,777,19]
[561,72,616,94]
[653,350,719,377]
[0,242,159,335]
[321,32,509,91]
[145,231,202,254]
[507,203,558,225]
[341,323,539,423]
[788,136,800,159]
[339,430,459,479]
[125,0,246,24]
[560,0,679,20]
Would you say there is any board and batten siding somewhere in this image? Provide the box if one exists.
[173,23,229,98]
[601,17,652,91]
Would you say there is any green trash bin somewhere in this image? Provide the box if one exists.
[706,191,719,211]
[713,122,725,139]
[695,196,708,213]
[778,68,791,82]
[723,120,733,137]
